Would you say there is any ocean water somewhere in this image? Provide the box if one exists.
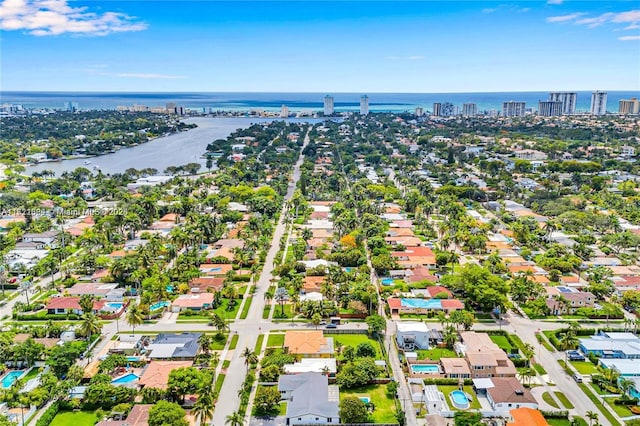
[2,91,638,113]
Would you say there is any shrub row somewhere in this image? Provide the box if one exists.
[423,378,473,386]
[36,401,60,426]
[540,410,569,419]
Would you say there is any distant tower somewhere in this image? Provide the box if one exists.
[280,105,289,118]
[323,95,334,116]
[538,101,563,117]
[415,107,424,117]
[166,102,177,113]
[360,95,369,115]
[502,101,526,117]
[590,91,608,115]
[618,98,640,115]
[64,101,78,112]
[549,92,577,114]
[462,103,477,117]
[432,103,442,116]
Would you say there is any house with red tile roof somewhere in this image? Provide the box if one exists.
[392,246,436,268]
[46,297,108,315]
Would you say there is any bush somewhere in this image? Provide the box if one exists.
[424,378,473,386]
[614,397,638,405]
[540,410,569,418]
[36,401,60,426]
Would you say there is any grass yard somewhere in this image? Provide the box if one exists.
[23,367,41,381]
[546,419,572,426]
[578,383,622,426]
[210,334,229,350]
[240,297,252,319]
[570,361,598,375]
[416,348,458,361]
[50,411,99,426]
[214,374,226,395]
[267,333,285,347]
[542,392,560,408]
[554,392,575,409]
[333,334,383,358]
[489,335,513,352]
[340,384,397,424]
[272,304,294,319]
[533,363,547,375]
[438,385,481,411]
[604,397,636,418]
[212,299,242,320]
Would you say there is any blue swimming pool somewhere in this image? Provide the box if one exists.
[410,364,440,374]
[381,278,394,285]
[150,301,169,311]
[111,373,139,384]
[107,302,123,310]
[359,396,370,404]
[1,371,24,389]
[401,298,442,309]
[126,356,141,362]
[450,390,470,409]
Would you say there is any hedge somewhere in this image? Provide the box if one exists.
[36,401,60,426]
[540,410,569,419]
[424,378,473,386]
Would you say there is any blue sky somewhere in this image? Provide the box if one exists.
[0,1,639,92]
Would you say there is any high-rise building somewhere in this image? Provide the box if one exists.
[549,92,577,115]
[462,103,477,117]
[360,95,369,115]
[502,101,526,117]
[415,107,424,117]
[432,103,442,116]
[280,105,289,118]
[619,98,640,115]
[323,95,334,116]
[538,101,563,117]
[166,102,176,113]
[63,101,79,112]
[590,91,608,115]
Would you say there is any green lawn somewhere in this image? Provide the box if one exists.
[578,383,622,426]
[604,397,636,417]
[272,304,294,319]
[546,418,572,426]
[333,335,383,358]
[214,374,226,395]
[570,361,598,375]
[50,411,99,426]
[262,304,271,319]
[340,384,397,424]
[254,334,265,353]
[240,297,252,319]
[438,385,481,410]
[267,333,285,347]
[210,334,229,350]
[212,299,242,320]
[279,402,287,416]
[416,348,458,361]
[229,334,239,350]
[489,335,513,352]
[542,392,560,408]
[533,363,547,375]
[23,367,41,381]
[554,392,575,409]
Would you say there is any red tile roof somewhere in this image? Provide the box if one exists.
[46,297,106,311]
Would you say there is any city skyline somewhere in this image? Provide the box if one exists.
[0,1,639,92]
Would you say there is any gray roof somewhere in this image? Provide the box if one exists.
[279,372,339,419]
[149,332,201,359]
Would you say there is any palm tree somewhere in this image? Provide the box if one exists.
[126,302,144,334]
[78,313,102,340]
[619,377,636,396]
[274,287,288,316]
[210,313,229,338]
[198,334,213,357]
[225,411,245,426]
[192,390,214,426]
[522,343,535,368]
[586,411,599,426]
[79,294,95,315]
[241,347,258,372]
[559,331,579,365]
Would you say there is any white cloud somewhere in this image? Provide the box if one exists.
[0,0,147,36]
[546,13,585,23]
[483,4,530,14]
[547,9,640,35]
[618,35,640,41]
[547,0,563,4]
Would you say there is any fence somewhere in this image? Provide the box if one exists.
[323,329,369,335]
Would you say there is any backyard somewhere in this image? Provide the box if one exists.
[437,385,482,411]
[333,334,383,358]
[340,384,397,424]
[416,348,458,361]
[570,361,598,375]
[267,333,285,347]
[50,411,99,426]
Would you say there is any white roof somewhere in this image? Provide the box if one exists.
[396,321,429,333]
[424,385,444,402]
[599,359,640,376]
[283,358,337,374]
[473,378,496,389]
[147,344,181,359]
[300,292,323,302]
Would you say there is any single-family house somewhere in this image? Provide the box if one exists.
[392,246,436,268]
[579,332,640,359]
[283,331,334,358]
[460,332,517,378]
[95,404,151,426]
[67,283,125,301]
[486,378,538,410]
[46,297,108,315]
[440,358,471,379]
[546,292,596,315]
[387,298,464,316]
[283,358,337,376]
[507,407,550,426]
[170,293,215,312]
[188,277,224,293]
[138,361,193,389]
[395,322,431,350]
[147,333,201,360]
[278,372,340,425]
[22,231,59,246]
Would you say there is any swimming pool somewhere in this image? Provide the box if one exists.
[450,390,470,409]
[401,298,442,309]
[381,278,393,286]
[126,356,141,362]
[150,301,169,311]
[359,396,370,404]
[410,364,440,374]
[111,373,139,384]
[1,371,24,389]
[107,302,124,310]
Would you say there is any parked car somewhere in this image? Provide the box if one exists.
[325,323,337,329]
[573,373,583,383]
[567,350,585,361]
